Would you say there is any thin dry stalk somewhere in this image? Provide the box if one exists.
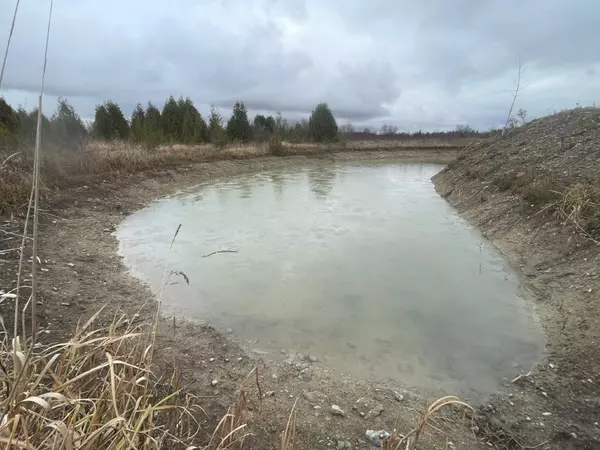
[0,0,20,87]
[556,184,600,241]
[0,316,201,449]
[382,396,473,450]
[280,399,298,450]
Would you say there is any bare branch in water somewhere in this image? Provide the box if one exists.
[170,224,182,250]
[201,249,238,258]
[168,270,189,286]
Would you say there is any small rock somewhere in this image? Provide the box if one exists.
[298,367,312,381]
[330,405,345,417]
[226,328,233,333]
[353,397,384,419]
[308,355,319,363]
[264,390,275,397]
[303,390,327,404]
[67,263,75,267]
[336,440,352,449]
[224,358,229,362]
[392,390,404,402]
[571,432,577,439]
[297,352,306,361]
[237,357,243,362]
[211,379,218,387]
[365,430,390,447]
[542,412,551,416]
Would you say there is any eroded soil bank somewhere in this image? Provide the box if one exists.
[433,109,600,450]
[3,150,483,449]
[1,142,596,449]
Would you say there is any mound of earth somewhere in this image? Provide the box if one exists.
[434,108,600,449]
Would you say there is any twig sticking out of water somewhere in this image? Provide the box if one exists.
[170,223,182,249]
[201,249,239,258]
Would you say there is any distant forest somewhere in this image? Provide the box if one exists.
[0,96,496,149]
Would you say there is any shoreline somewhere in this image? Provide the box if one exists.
[433,160,600,449]
[3,149,482,449]
[3,147,590,448]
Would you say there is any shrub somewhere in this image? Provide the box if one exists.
[493,172,518,191]
[555,183,600,233]
[268,132,284,155]
[521,180,560,206]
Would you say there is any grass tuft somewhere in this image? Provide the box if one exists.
[553,183,600,238]
[0,313,204,449]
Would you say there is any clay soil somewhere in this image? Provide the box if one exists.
[1,133,599,449]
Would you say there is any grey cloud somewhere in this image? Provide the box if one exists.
[1,0,599,131]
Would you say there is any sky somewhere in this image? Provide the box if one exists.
[1,0,599,131]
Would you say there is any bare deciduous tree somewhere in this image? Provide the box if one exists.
[503,56,523,135]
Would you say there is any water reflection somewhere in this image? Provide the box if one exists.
[268,172,285,199]
[307,166,337,199]
[117,161,544,399]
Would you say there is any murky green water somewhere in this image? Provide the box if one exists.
[117,161,544,398]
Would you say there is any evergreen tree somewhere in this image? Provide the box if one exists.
[50,98,87,145]
[93,101,129,140]
[181,109,196,144]
[17,108,50,143]
[161,96,180,142]
[308,103,338,142]
[93,104,110,139]
[106,102,129,139]
[208,104,227,147]
[192,110,208,143]
[130,103,146,143]
[0,97,19,136]
[144,102,162,145]
[226,101,252,142]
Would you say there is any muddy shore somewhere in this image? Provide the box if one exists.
[433,147,600,448]
[2,147,596,449]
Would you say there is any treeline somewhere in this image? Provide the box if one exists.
[0,96,341,148]
[0,97,87,147]
[92,97,340,147]
[1,95,494,151]
[339,123,499,141]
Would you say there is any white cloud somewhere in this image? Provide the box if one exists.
[1,0,598,130]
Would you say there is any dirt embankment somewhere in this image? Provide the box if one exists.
[433,108,600,449]
[3,150,487,450]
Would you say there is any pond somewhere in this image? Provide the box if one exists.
[117,160,544,398]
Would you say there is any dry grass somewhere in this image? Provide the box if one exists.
[1,132,476,449]
[0,308,207,449]
[551,183,600,241]
[0,137,473,215]
[381,396,473,450]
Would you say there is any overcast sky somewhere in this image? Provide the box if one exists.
[1,0,599,131]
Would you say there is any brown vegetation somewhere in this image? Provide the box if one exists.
[0,138,475,216]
